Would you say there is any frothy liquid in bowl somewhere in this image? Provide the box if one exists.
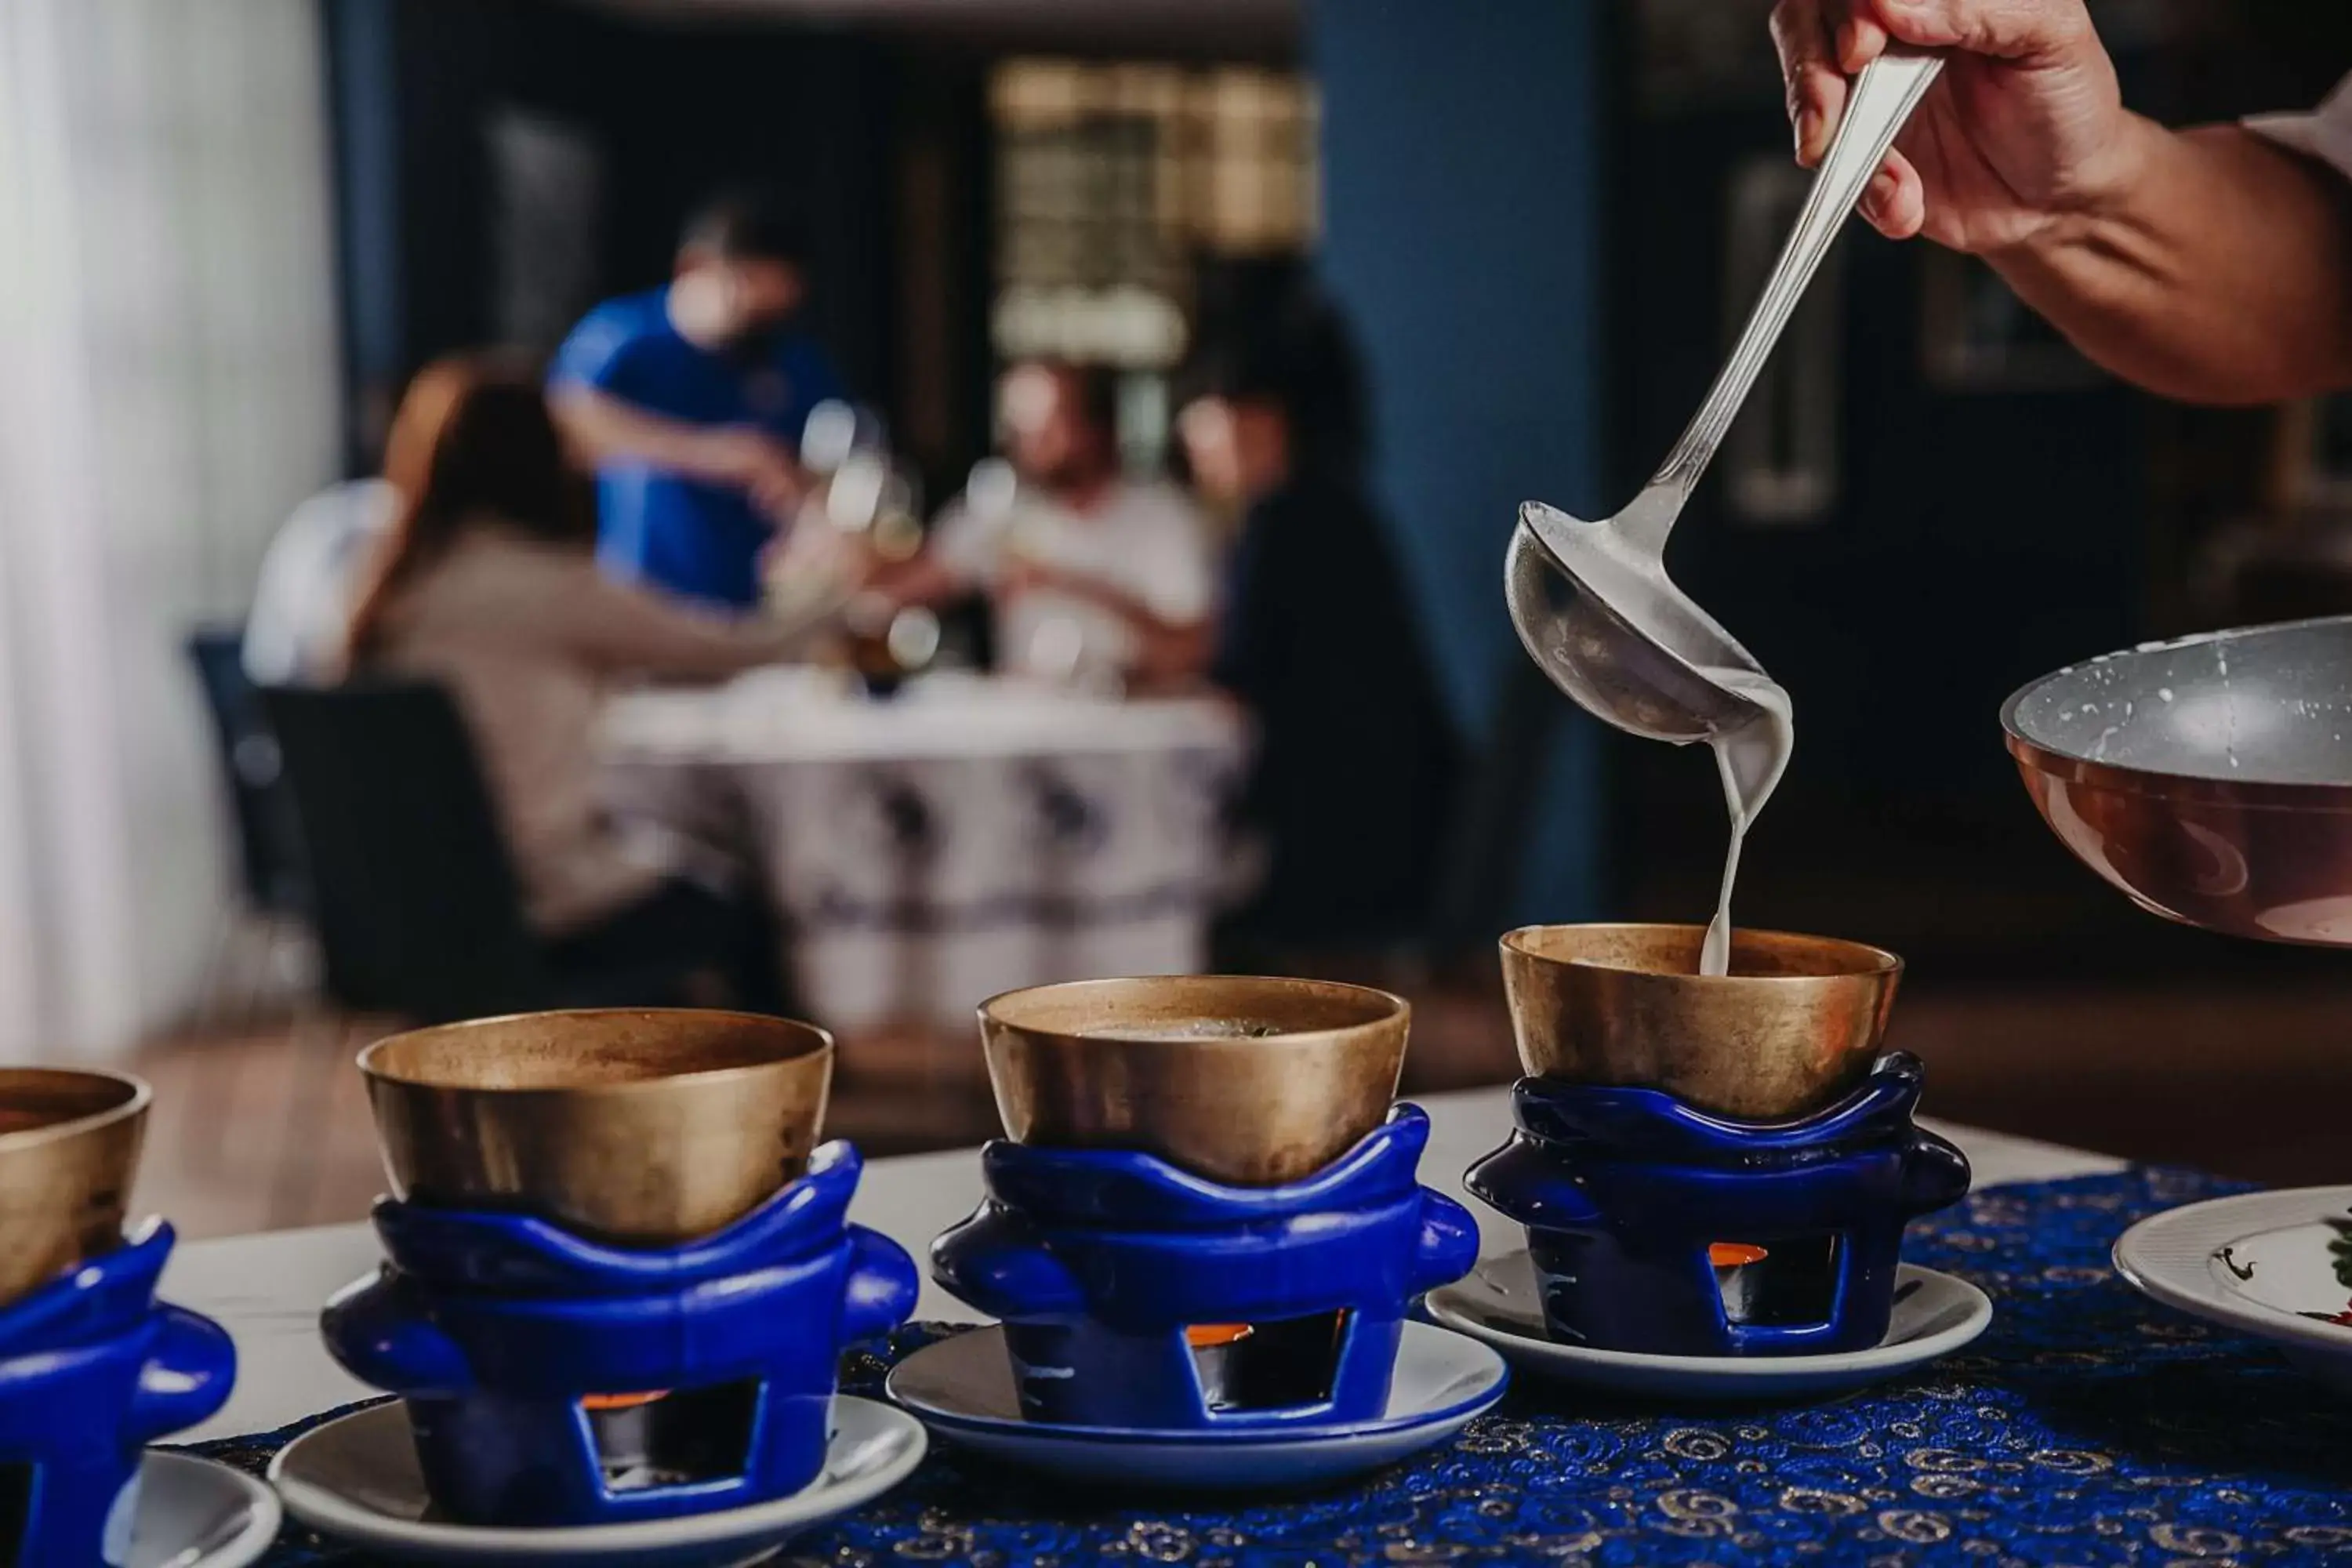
[1695,668,1794,977]
[1083,1018,1286,1042]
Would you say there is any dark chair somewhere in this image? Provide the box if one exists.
[186,627,321,1051]
[187,630,310,919]
[260,681,710,1023]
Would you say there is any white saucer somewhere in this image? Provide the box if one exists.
[2114,1185,2352,1395]
[122,1451,282,1568]
[884,1320,1507,1490]
[267,1396,925,1566]
[1425,1253,1992,1399]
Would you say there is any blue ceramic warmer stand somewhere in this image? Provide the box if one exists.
[1466,1053,1971,1357]
[321,1141,917,1529]
[0,1221,236,1567]
[931,1105,1479,1430]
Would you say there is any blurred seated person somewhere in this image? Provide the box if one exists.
[242,475,394,686]
[548,188,842,611]
[343,355,822,1010]
[869,361,1214,691]
[1181,296,1461,952]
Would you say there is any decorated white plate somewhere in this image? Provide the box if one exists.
[267,1396,924,1565]
[2114,1185,2352,1394]
[1424,1253,1991,1399]
[122,1451,282,1568]
[886,1321,1507,1490]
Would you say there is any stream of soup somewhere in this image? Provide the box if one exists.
[1695,668,1794,977]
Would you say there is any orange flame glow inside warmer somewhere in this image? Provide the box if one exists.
[1183,1324,1255,1349]
[579,1391,668,1413]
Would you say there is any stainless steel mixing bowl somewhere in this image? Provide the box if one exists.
[2004,615,2352,946]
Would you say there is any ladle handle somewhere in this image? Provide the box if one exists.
[1625,46,1944,555]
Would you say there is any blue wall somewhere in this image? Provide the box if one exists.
[1312,0,1608,924]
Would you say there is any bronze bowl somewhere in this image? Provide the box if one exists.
[360,1008,833,1245]
[2005,616,2352,946]
[978,975,1410,1187]
[0,1069,148,1305]
[1501,924,1903,1121]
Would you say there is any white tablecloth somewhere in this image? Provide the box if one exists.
[600,670,1248,1031]
[162,1090,2126,1443]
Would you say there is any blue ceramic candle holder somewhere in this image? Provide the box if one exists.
[321,1141,917,1529]
[931,1103,1478,1430]
[1466,1053,1970,1357]
[0,1221,236,1566]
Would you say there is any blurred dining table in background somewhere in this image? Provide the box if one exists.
[601,668,1249,1033]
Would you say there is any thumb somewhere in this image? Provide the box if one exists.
[1865,0,2096,62]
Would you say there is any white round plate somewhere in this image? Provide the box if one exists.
[122,1451,282,1568]
[1425,1253,1992,1399]
[885,1320,1507,1490]
[2114,1185,2352,1395]
[267,1396,925,1566]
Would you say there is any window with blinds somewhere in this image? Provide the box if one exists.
[990,60,1319,376]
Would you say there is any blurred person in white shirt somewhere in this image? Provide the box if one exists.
[869,360,1216,692]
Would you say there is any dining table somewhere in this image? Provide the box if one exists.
[153,1085,2352,1565]
[598,667,1248,1033]
[164,1087,2113,1443]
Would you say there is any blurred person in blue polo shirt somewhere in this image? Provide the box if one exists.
[549,190,844,609]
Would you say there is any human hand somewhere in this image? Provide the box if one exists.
[1771,0,2147,254]
[810,529,885,595]
[761,528,873,636]
[704,428,809,523]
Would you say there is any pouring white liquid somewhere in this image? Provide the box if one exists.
[1694,668,1794,977]
[1506,53,1944,978]
[1523,521,1798,976]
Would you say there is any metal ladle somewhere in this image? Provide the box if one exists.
[1507,47,1944,744]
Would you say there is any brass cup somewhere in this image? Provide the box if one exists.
[978,975,1409,1187]
[1501,924,1903,1121]
[0,1069,149,1307]
[360,1008,833,1246]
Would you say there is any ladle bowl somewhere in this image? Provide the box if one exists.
[2005,615,2352,946]
[0,1069,149,1306]
[978,975,1409,1186]
[360,1008,833,1244]
[1508,506,1772,745]
[1501,924,1903,1121]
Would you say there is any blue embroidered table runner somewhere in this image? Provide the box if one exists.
[191,1168,2352,1565]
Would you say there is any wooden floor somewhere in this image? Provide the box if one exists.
[121,965,2352,1241]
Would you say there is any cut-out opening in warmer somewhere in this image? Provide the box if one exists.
[1712,1235,1842,1327]
[1186,1310,1349,1412]
[0,1462,32,1566]
[584,1381,760,1494]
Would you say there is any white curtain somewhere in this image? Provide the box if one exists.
[0,0,342,1058]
